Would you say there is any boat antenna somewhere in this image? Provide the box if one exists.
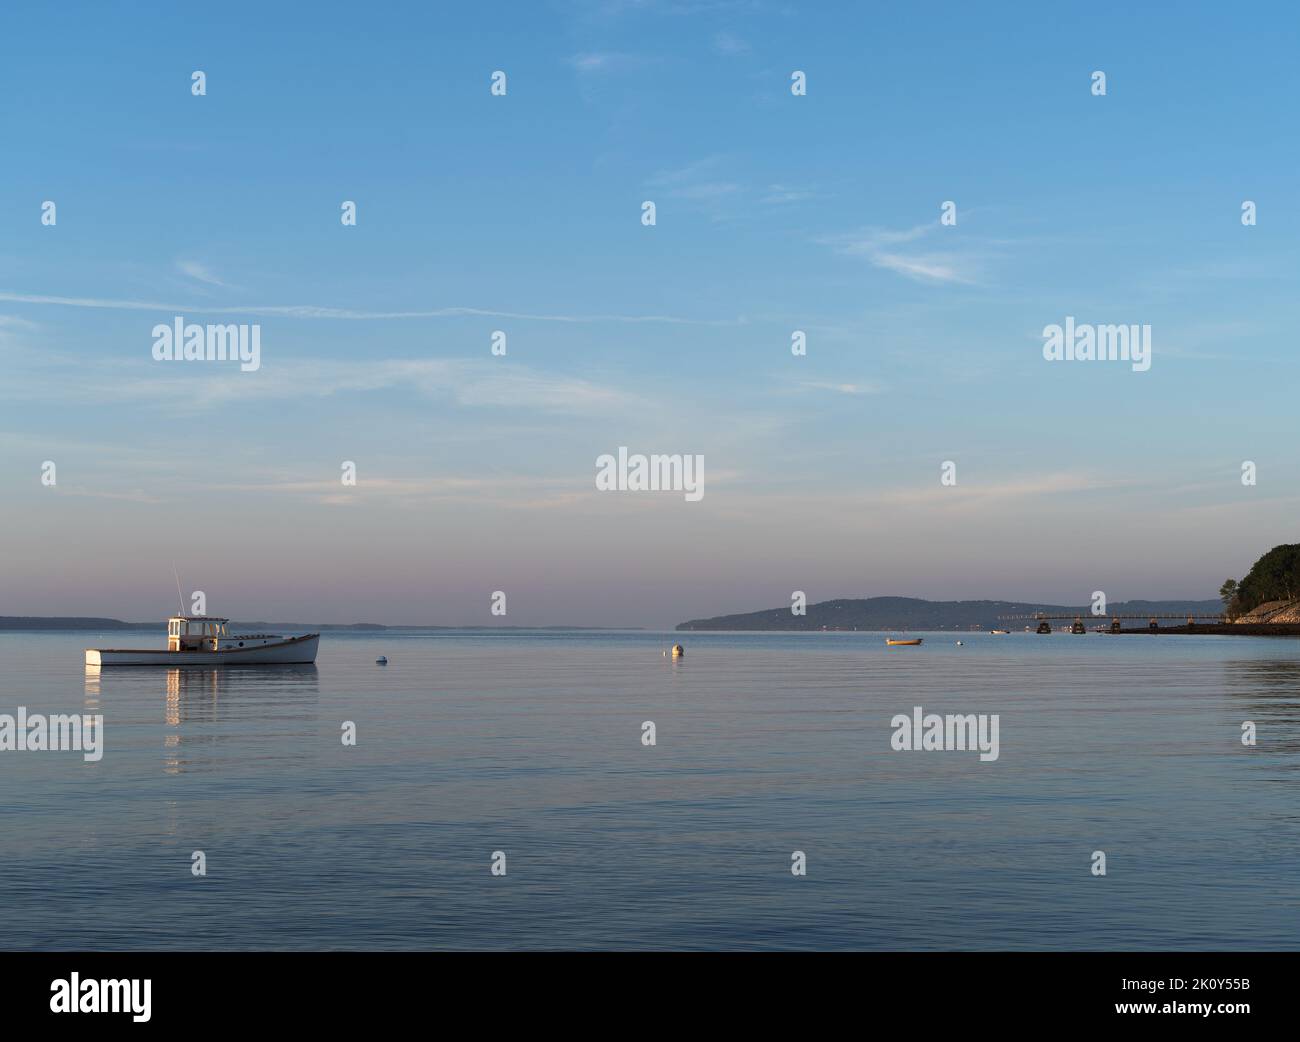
[172,563,186,616]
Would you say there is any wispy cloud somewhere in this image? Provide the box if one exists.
[761,184,817,205]
[0,291,740,326]
[567,51,650,74]
[796,379,881,395]
[577,0,765,21]
[648,155,727,187]
[0,313,38,351]
[210,472,595,510]
[647,159,815,215]
[670,180,740,201]
[105,358,635,415]
[874,472,1118,509]
[647,155,746,215]
[821,223,981,285]
[176,259,235,289]
[713,32,750,54]
[871,253,970,283]
[51,486,167,504]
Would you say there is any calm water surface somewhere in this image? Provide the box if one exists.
[1,629,1297,950]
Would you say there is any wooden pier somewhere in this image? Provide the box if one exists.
[998,612,1226,634]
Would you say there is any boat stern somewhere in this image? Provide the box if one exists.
[84,648,103,666]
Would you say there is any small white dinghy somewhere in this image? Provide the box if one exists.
[85,615,319,667]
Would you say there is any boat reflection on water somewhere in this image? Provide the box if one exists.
[159,663,319,721]
[160,664,320,774]
[86,663,319,775]
[84,664,102,711]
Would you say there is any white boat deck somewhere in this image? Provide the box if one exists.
[85,616,319,666]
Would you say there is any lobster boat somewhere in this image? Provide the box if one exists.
[85,616,319,666]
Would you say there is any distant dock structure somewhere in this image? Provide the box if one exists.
[999,611,1225,634]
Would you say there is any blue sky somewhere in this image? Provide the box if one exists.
[2,1,1298,626]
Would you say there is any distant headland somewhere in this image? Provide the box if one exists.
[0,618,635,632]
[680,543,1300,633]
[675,597,1224,632]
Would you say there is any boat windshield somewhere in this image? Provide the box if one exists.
[169,619,223,636]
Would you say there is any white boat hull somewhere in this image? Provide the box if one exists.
[86,634,319,666]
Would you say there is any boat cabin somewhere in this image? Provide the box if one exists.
[168,615,228,652]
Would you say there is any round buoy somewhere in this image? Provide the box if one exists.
[956,641,963,646]
[670,644,684,658]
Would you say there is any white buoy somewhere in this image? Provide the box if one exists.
[956,641,964,646]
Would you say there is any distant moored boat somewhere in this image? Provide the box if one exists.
[85,615,319,666]
[886,638,923,646]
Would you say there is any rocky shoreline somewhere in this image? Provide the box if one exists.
[1111,623,1300,636]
